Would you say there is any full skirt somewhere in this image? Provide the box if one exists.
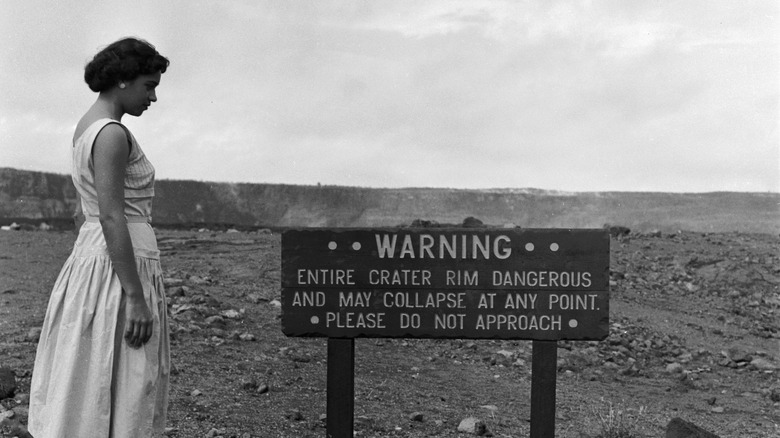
[28,222,170,438]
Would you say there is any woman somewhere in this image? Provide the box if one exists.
[28,37,171,438]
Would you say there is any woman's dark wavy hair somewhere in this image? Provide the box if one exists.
[84,37,169,92]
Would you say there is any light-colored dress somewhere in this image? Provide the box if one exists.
[29,119,170,438]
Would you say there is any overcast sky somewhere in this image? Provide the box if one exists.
[1,1,777,192]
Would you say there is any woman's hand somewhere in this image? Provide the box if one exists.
[125,295,153,349]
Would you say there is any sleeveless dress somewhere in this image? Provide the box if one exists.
[28,119,170,438]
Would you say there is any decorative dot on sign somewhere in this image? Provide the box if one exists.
[352,242,361,251]
[568,319,578,328]
[525,243,534,252]
[328,241,337,250]
[550,243,559,252]
[311,316,320,325]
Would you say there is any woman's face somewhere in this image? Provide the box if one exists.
[121,71,162,117]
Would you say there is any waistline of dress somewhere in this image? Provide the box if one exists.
[84,215,152,223]
[71,244,160,260]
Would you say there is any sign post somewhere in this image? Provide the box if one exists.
[531,340,557,437]
[282,228,609,437]
[327,338,354,438]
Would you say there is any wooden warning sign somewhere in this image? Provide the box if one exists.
[282,228,609,341]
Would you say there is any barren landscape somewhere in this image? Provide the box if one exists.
[1,225,779,437]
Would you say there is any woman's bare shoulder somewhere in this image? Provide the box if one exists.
[93,123,131,155]
[73,113,124,143]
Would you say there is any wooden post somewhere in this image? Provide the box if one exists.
[327,338,355,438]
[530,340,557,438]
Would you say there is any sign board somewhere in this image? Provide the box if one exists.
[282,228,609,340]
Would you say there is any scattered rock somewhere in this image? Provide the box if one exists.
[221,309,241,319]
[205,315,226,327]
[25,326,42,343]
[666,417,720,437]
[247,293,267,303]
[724,347,752,363]
[457,417,487,435]
[188,275,211,285]
[206,427,226,438]
[0,409,14,422]
[239,332,256,342]
[0,367,17,399]
[286,409,303,421]
[665,362,684,374]
[190,389,202,397]
[408,412,424,422]
[7,422,34,438]
[12,405,29,424]
[480,404,498,414]
[163,277,185,287]
[749,357,778,371]
[240,377,258,391]
[208,328,226,338]
[166,285,187,297]
[14,392,29,404]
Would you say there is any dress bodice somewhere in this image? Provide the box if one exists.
[72,119,155,218]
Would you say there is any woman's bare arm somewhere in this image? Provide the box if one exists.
[93,124,153,348]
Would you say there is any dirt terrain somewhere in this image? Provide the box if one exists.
[1,227,778,437]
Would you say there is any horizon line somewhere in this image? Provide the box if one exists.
[2,166,778,196]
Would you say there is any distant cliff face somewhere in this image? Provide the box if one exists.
[0,169,78,219]
[1,167,778,233]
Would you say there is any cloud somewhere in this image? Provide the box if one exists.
[0,0,777,192]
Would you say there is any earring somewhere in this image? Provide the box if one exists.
[119,83,126,89]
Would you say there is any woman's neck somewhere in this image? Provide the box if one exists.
[93,93,124,121]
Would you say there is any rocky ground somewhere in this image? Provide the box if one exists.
[1,227,778,437]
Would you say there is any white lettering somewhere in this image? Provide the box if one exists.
[296,269,355,285]
[446,270,478,286]
[368,269,431,286]
[434,313,466,329]
[291,291,326,307]
[475,314,562,331]
[400,313,421,328]
[326,312,386,329]
[503,293,537,310]
[548,293,599,310]
[420,234,435,258]
[374,233,514,259]
[338,291,372,307]
[382,291,467,309]
[492,270,593,288]
[477,293,496,309]
[400,235,415,258]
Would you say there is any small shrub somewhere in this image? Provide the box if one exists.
[591,398,646,438]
